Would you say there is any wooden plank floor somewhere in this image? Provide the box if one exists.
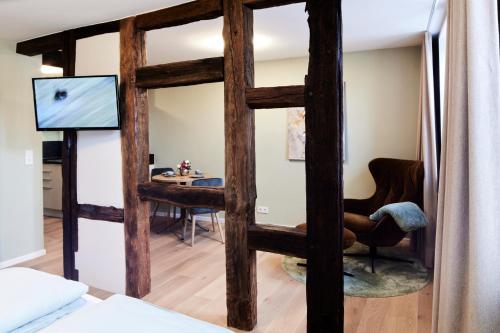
[20,217,433,333]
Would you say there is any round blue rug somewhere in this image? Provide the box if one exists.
[282,243,431,297]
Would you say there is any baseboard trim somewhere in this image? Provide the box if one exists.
[0,249,47,269]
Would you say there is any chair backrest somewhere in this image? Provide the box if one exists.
[190,178,224,214]
[366,158,424,213]
[151,167,174,179]
[191,177,223,187]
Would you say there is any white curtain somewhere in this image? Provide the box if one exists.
[432,0,500,332]
[417,32,439,268]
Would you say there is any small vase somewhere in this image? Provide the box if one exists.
[180,169,189,176]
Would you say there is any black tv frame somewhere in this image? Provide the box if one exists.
[32,74,121,131]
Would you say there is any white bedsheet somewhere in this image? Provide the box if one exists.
[41,294,233,333]
[0,268,88,333]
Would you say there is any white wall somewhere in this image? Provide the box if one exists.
[150,46,421,226]
[74,33,126,293]
[0,40,45,266]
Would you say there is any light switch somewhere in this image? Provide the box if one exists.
[25,149,34,165]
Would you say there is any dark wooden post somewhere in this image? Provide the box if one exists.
[61,30,79,281]
[305,0,344,332]
[120,17,151,298]
[223,0,258,330]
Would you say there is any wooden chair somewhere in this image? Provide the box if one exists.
[183,178,225,247]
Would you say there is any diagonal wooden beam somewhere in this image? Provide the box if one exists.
[243,0,305,10]
[305,0,344,332]
[136,0,223,31]
[246,85,305,108]
[136,57,224,89]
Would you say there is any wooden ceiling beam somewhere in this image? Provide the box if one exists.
[135,0,223,31]
[248,224,307,258]
[17,20,121,57]
[246,85,305,108]
[135,57,224,89]
[73,20,121,39]
[243,0,305,10]
[17,33,64,56]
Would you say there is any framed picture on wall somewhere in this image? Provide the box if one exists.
[287,82,347,161]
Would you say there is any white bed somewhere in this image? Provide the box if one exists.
[0,268,231,333]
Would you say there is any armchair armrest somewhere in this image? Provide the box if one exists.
[344,198,373,215]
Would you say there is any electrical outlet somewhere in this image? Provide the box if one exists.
[25,149,34,165]
[257,206,269,214]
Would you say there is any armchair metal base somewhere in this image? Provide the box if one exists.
[344,246,413,273]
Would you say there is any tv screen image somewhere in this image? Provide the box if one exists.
[33,75,120,130]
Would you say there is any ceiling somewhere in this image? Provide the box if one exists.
[0,0,437,64]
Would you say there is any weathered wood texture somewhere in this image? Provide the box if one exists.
[77,204,124,223]
[61,31,78,281]
[248,224,307,258]
[138,182,225,210]
[42,51,63,68]
[223,1,257,330]
[246,85,305,109]
[136,0,223,31]
[120,18,151,298]
[136,57,224,89]
[243,0,305,10]
[305,1,344,332]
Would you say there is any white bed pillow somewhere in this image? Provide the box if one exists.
[41,294,233,333]
[0,267,88,333]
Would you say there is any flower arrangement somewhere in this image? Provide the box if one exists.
[177,160,191,175]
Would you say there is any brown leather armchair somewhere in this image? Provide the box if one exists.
[344,158,424,273]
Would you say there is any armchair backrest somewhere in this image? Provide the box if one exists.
[366,158,424,213]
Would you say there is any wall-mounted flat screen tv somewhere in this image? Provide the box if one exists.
[32,75,120,131]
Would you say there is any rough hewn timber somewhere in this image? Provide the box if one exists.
[246,85,305,109]
[77,204,124,223]
[243,0,305,10]
[136,57,224,89]
[305,0,344,332]
[120,17,151,298]
[61,31,78,281]
[138,182,225,210]
[247,224,307,258]
[223,1,257,330]
[136,0,223,31]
